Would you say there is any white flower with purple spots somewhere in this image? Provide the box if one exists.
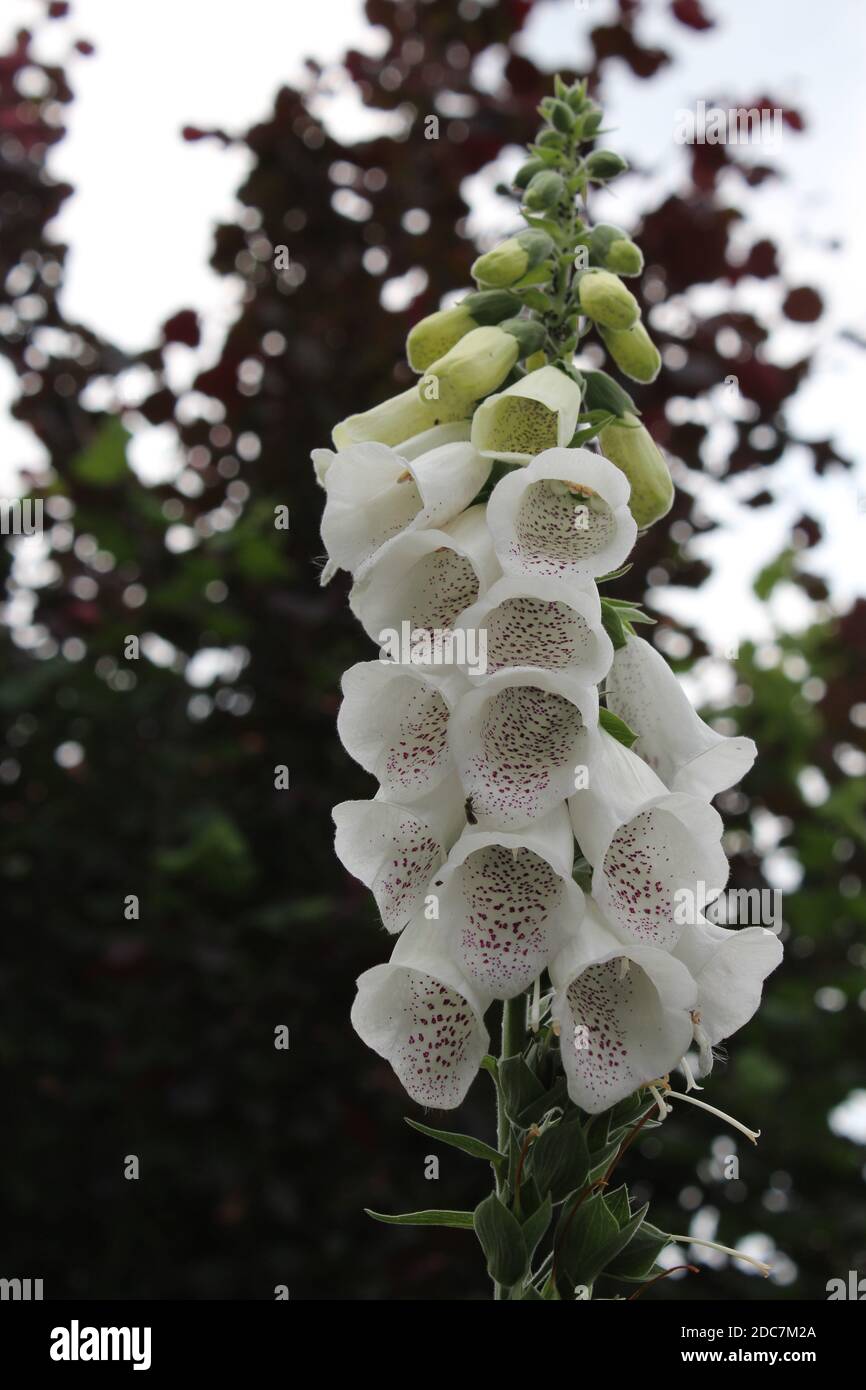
[568,729,729,950]
[351,917,491,1109]
[451,573,613,687]
[486,446,637,583]
[550,898,697,1113]
[432,804,585,999]
[450,669,600,828]
[673,918,783,1075]
[337,661,465,802]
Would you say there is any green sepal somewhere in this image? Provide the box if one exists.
[516,1075,570,1128]
[365,1208,474,1229]
[499,1055,545,1122]
[462,288,523,324]
[527,1117,590,1202]
[568,409,616,447]
[582,369,638,419]
[604,1183,632,1227]
[599,707,639,749]
[600,600,627,651]
[404,1117,504,1167]
[500,316,548,356]
[511,262,555,289]
[473,1193,528,1287]
[605,1221,672,1282]
[518,288,556,313]
[521,1194,553,1263]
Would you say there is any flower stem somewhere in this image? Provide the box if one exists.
[494,994,527,1300]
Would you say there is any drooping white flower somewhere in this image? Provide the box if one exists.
[348,504,500,644]
[433,804,585,999]
[673,918,783,1075]
[450,669,599,828]
[337,661,465,802]
[568,729,729,950]
[485,446,637,583]
[451,573,613,687]
[550,898,697,1113]
[313,430,490,583]
[351,917,491,1109]
[606,634,757,799]
[333,775,466,935]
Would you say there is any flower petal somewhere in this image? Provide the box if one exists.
[452,573,613,686]
[338,661,465,802]
[349,505,500,644]
[434,805,584,998]
[486,446,637,582]
[606,635,757,798]
[451,669,599,828]
[319,438,491,581]
[569,731,728,949]
[551,900,697,1112]
[674,918,783,1069]
[333,776,466,934]
[351,918,490,1109]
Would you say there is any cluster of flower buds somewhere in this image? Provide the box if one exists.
[314,74,781,1131]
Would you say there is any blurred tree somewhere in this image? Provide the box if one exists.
[0,0,861,1300]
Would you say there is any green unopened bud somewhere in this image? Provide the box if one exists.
[598,413,674,528]
[418,325,519,410]
[461,289,523,325]
[588,223,644,277]
[585,149,628,181]
[513,156,547,189]
[407,304,475,373]
[578,269,640,330]
[536,129,566,149]
[470,364,583,463]
[524,170,565,210]
[599,321,662,383]
[332,386,469,451]
[499,316,547,356]
[577,107,603,137]
[471,229,555,288]
[550,98,576,133]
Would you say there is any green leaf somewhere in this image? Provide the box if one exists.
[599,707,638,748]
[582,369,638,418]
[517,288,555,313]
[404,1117,504,1166]
[517,1075,570,1127]
[528,1118,590,1201]
[597,563,633,584]
[555,1190,619,1293]
[474,1193,528,1287]
[556,1193,648,1294]
[604,1183,632,1227]
[521,1193,553,1262]
[71,418,131,487]
[499,1056,545,1123]
[365,1208,474,1229]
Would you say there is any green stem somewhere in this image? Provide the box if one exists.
[494,994,528,1301]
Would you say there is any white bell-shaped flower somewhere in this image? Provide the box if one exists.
[606,634,757,799]
[333,775,466,935]
[348,504,500,646]
[450,669,599,828]
[673,918,783,1075]
[351,917,491,1109]
[568,729,728,950]
[433,804,585,999]
[550,898,697,1113]
[314,430,490,583]
[451,574,613,687]
[486,446,637,583]
[337,661,465,802]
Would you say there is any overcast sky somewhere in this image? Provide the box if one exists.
[1,0,864,647]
